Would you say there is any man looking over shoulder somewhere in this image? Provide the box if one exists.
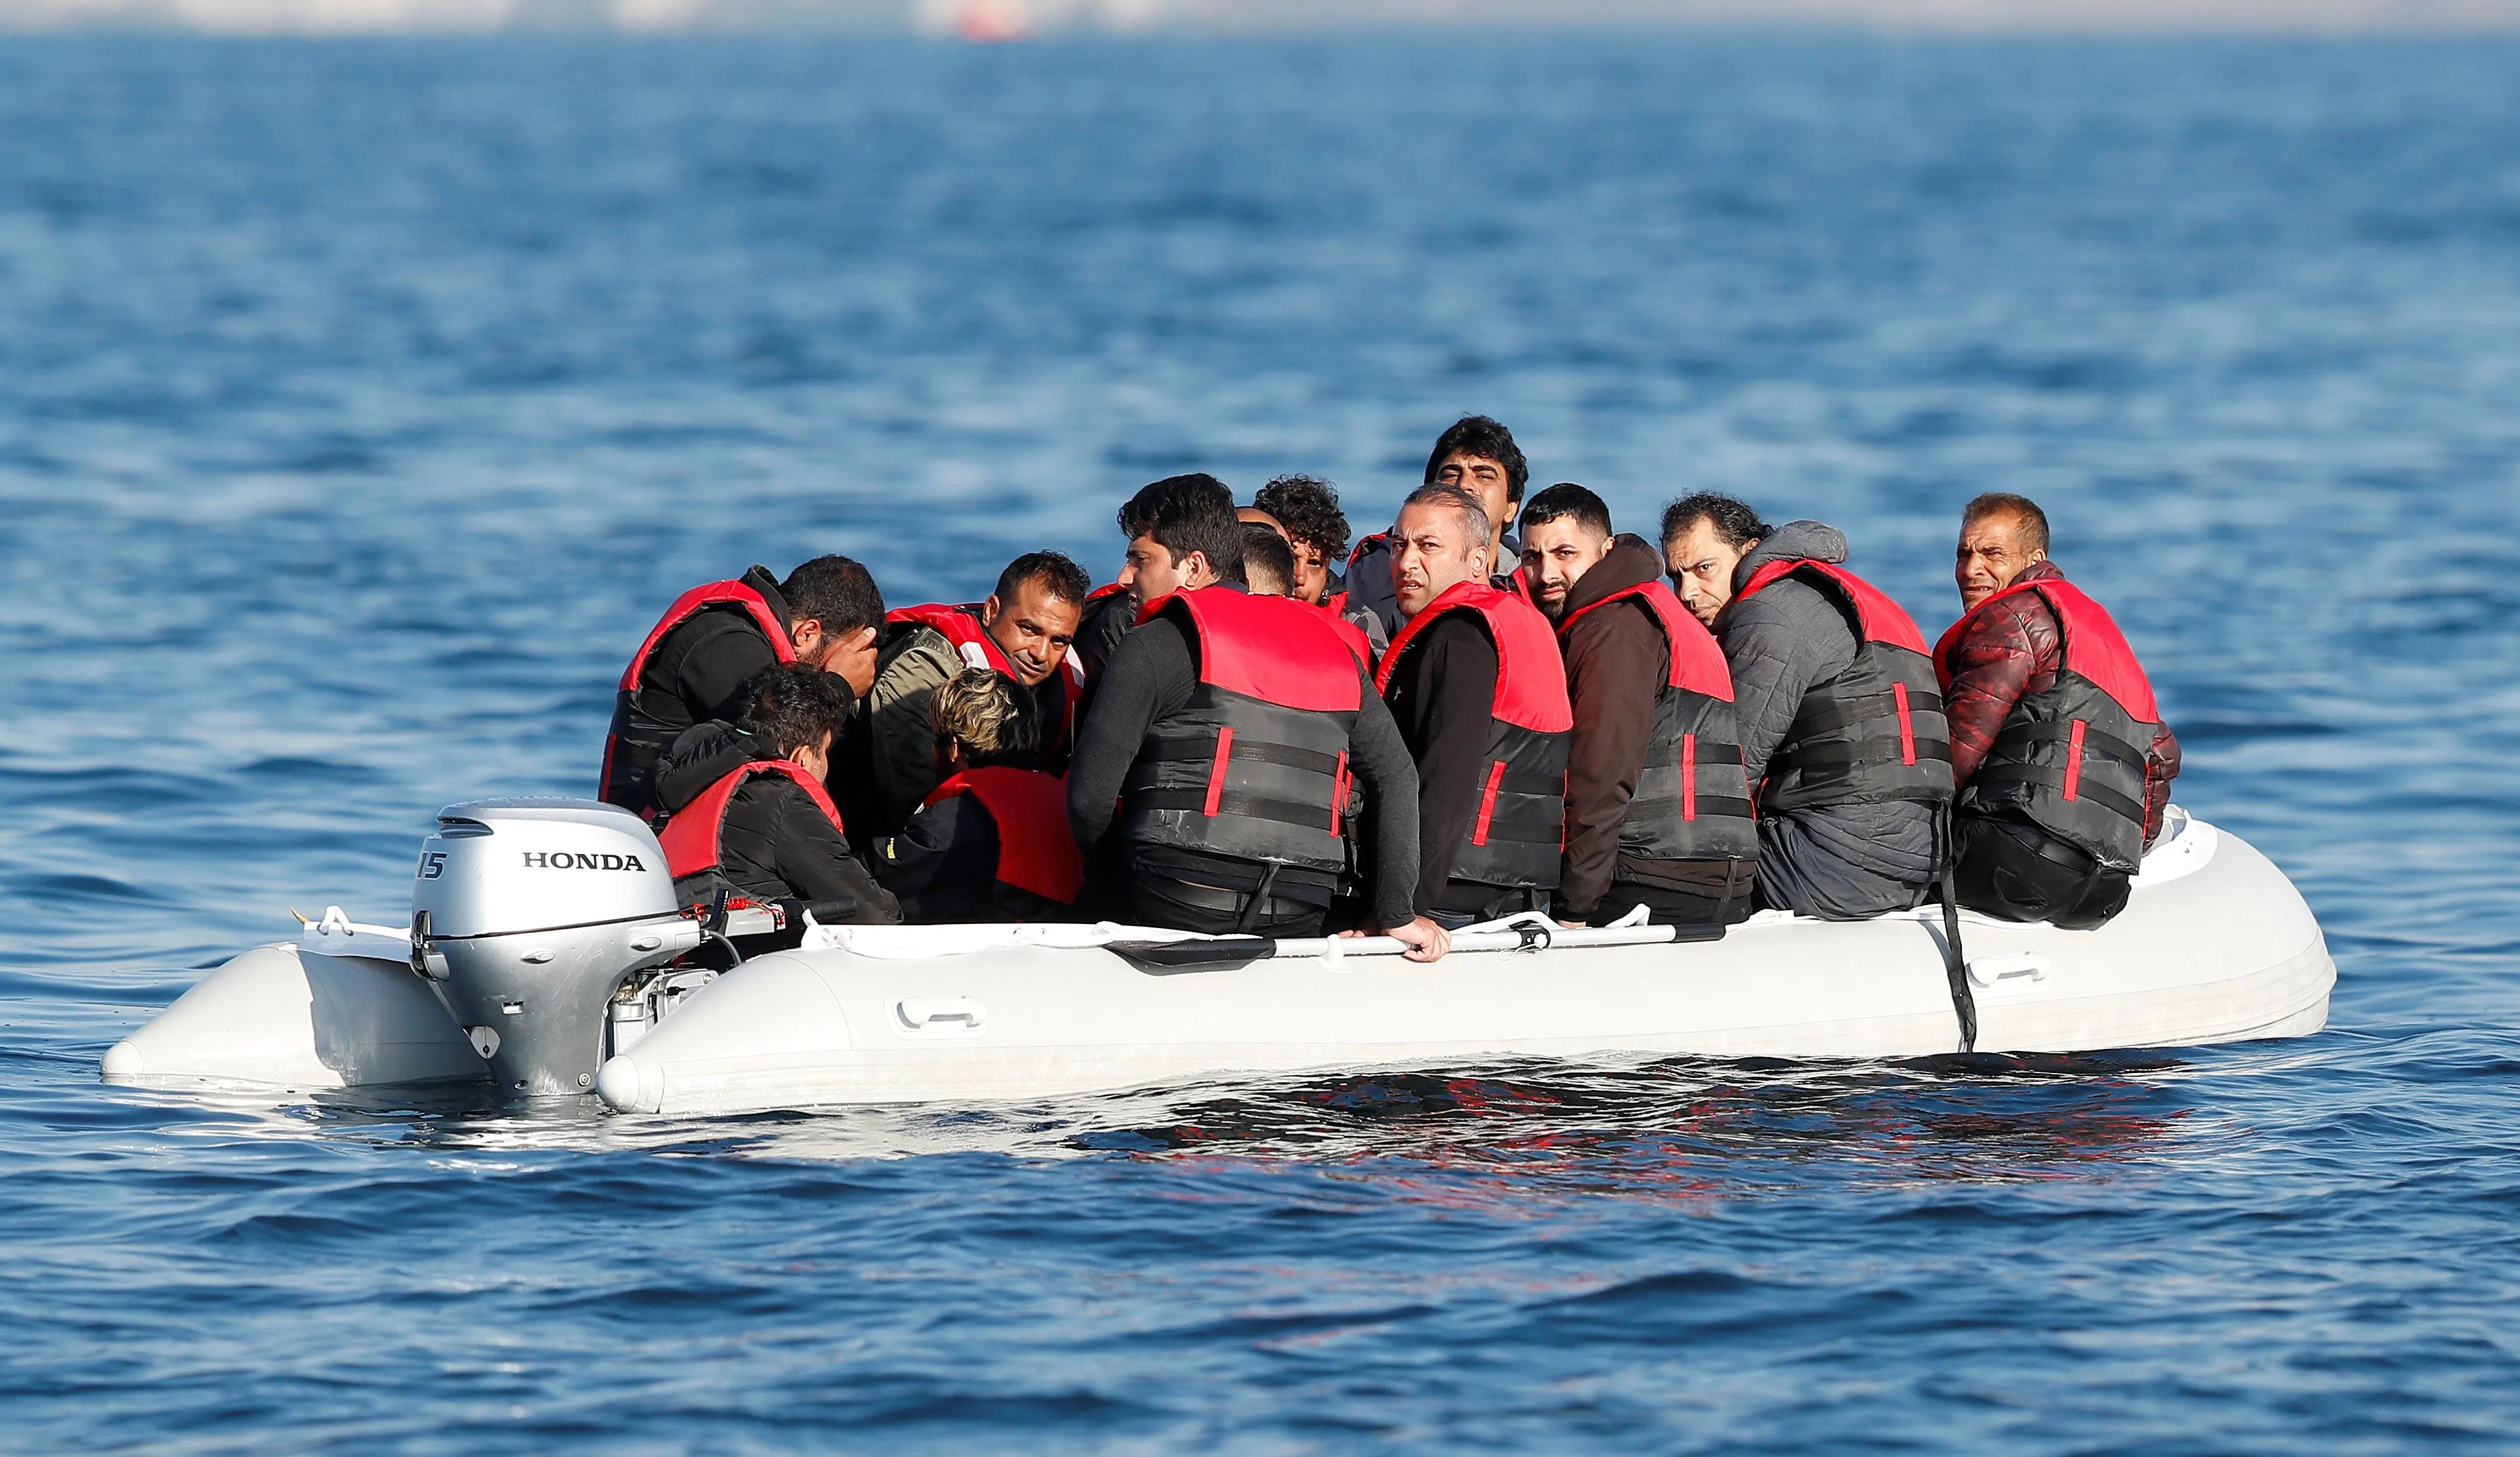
[859,551,1089,835]
[1072,472,1233,691]
[652,663,902,938]
[601,555,884,822]
[1936,493,2181,928]
[1066,474,1443,958]
[1347,416,1532,639]
[1251,474,1352,609]
[1378,485,1572,928]
[1522,485,1757,928]
[1661,493,1953,920]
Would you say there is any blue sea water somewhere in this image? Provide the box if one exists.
[4,30,2519,1451]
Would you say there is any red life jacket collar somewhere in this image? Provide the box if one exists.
[888,603,1017,675]
[657,758,844,882]
[1558,579,1736,703]
[1735,558,1930,654]
[617,580,794,693]
[1378,577,1574,733]
[1138,585,1363,711]
[1933,572,2159,723]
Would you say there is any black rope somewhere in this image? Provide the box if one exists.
[1937,807,1978,1054]
[1234,862,1285,936]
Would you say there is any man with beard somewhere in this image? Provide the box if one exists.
[600,555,883,822]
[1662,493,1953,920]
[1522,484,1757,927]
[1376,484,1571,928]
[856,551,1090,835]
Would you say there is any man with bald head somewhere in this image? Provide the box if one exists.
[1935,493,2182,928]
[1376,484,1572,928]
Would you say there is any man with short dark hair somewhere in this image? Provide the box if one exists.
[1252,474,1353,608]
[1377,484,1570,928]
[1659,493,1772,628]
[1067,476,1444,957]
[1346,417,1533,640]
[1073,473,1242,689]
[1664,498,1952,920]
[856,551,1091,835]
[1240,521,1297,597]
[653,663,902,940]
[600,555,885,822]
[1522,485,1757,926]
[1935,493,2182,928]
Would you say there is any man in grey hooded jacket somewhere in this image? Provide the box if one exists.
[1662,498,1948,919]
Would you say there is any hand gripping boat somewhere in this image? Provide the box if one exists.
[103,798,2334,1116]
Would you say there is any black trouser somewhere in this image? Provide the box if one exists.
[1429,883,1551,931]
[1592,856,1755,927]
[1122,873,1327,938]
[1952,813,2130,930]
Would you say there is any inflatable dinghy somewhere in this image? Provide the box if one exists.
[104,798,2333,1117]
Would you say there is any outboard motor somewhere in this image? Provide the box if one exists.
[410,798,702,1096]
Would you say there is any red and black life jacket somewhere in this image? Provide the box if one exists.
[1377,580,1574,891]
[922,767,1084,905]
[1733,560,1954,813]
[657,758,844,895]
[1118,587,1365,877]
[600,580,794,818]
[887,601,1085,755]
[1933,575,2161,873]
[1557,579,1759,865]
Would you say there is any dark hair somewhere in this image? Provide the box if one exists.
[1519,482,1612,538]
[734,663,857,760]
[994,549,1092,608]
[1117,474,1244,582]
[1962,492,2051,556]
[1399,484,1493,548]
[779,555,885,636]
[1660,493,1770,551]
[1423,416,1529,505]
[1251,475,1351,561]
[1239,521,1296,595]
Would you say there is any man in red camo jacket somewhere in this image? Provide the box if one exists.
[1938,493,2182,927]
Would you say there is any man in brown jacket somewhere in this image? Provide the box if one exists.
[1522,485,1759,927]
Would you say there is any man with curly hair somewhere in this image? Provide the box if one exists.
[1251,474,1353,609]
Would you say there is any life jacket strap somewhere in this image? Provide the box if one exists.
[1968,765,2146,824]
[1133,738,1348,776]
[2003,719,2151,766]
[1126,788,1353,830]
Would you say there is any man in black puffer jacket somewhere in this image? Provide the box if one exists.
[653,664,900,932]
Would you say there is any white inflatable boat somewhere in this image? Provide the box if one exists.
[102,798,2333,1117]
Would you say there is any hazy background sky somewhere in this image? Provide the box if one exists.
[9,0,2520,35]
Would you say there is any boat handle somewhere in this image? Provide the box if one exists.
[893,995,987,1034]
[1966,952,2050,990]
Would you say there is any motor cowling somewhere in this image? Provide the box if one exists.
[412,797,701,1096]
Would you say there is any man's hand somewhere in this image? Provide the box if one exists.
[1334,918,1452,962]
[1383,916,1450,963]
[1556,918,1587,930]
